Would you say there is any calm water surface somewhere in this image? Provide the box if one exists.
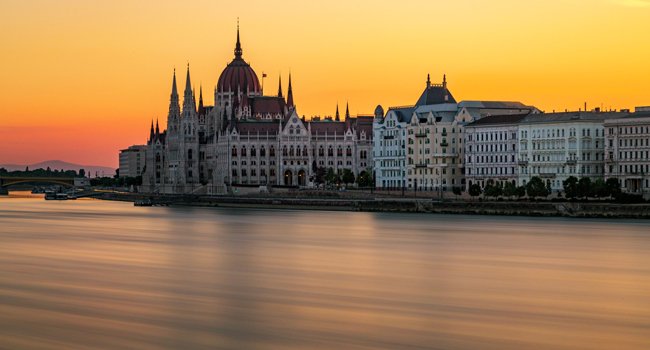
[1,191,649,349]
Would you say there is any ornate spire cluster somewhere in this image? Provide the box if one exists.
[234,18,242,59]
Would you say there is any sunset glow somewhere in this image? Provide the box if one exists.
[1,0,649,167]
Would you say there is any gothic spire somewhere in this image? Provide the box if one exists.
[287,73,294,108]
[149,119,154,142]
[155,119,160,136]
[277,75,283,98]
[171,68,179,102]
[345,102,350,120]
[234,18,243,59]
[426,73,431,87]
[443,74,447,89]
[184,63,192,97]
[335,103,340,121]
[198,85,204,115]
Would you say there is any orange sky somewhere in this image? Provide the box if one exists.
[1,0,649,168]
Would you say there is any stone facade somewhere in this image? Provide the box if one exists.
[604,112,650,198]
[118,145,147,178]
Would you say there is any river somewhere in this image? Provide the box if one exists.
[1,191,649,349]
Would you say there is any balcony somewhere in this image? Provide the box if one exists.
[440,142,449,147]
[415,132,427,138]
[539,172,557,178]
[517,160,529,166]
[383,135,395,140]
[566,159,577,165]
[415,163,428,168]
[441,131,448,137]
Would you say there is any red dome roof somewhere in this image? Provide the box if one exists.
[217,25,261,94]
[217,57,261,94]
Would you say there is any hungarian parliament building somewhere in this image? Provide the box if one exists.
[133,25,650,198]
[141,26,375,194]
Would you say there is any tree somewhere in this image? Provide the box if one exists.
[503,182,517,198]
[313,167,326,186]
[526,176,549,198]
[592,178,608,198]
[341,169,355,185]
[563,176,578,198]
[452,186,463,198]
[78,168,86,178]
[484,180,503,198]
[577,177,592,199]
[325,168,338,186]
[515,186,527,198]
[357,171,373,188]
[468,183,482,198]
[605,178,621,198]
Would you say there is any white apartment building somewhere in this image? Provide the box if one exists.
[374,105,410,189]
[517,112,627,191]
[604,111,650,198]
[464,113,529,189]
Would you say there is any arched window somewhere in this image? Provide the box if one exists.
[346,146,352,157]
[260,146,266,157]
[241,146,247,157]
[251,147,256,157]
[282,146,288,157]
[337,146,343,157]
[319,146,324,157]
[231,146,237,157]
[303,146,308,156]
[270,146,276,157]
[188,149,193,160]
[328,146,334,157]
[289,146,295,157]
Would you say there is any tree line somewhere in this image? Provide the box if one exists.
[0,167,83,178]
[465,176,643,202]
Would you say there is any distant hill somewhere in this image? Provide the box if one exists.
[0,160,116,177]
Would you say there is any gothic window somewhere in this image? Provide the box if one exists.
[251,147,256,157]
[270,146,276,157]
[241,146,247,157]
[303,147,308,157]
[289,146,295,157]
[231,146,237,157]
[319,146,324,157]
[232,169,237,177]
[282,146,288,157]
[188,149,193,160]
[260,147,266,157]
[337,146,343,157]
[346,146,352,157]
[328,146,333,157]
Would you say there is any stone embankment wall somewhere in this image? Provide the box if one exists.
[99,193,650,218]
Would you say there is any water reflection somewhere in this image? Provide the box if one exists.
[0,192,649,349]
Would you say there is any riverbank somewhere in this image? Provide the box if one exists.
[98,192,650,219]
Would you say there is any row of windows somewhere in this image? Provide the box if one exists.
[610,126,650,135]
[467,131,516,142]
[466,167,516,176]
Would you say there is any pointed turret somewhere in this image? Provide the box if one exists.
[277,76,283,98]
[335,103,340,121]
[149,120,154,143]
[198,85,205,115]
[167,68,181,128]
[443,74,447,89]
[345,102,350,120]
[234,18,243,59]
[287,73,294,109]
[182,64,196,116]
[155,119,160,136]
[426,73,431,87]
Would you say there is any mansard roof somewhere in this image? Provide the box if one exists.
[232,120,279,135]
[415,85,456,106]
[465,112,531,127]
[249,96,286,116]
[309,120,348,134]
[386,106,416,123]
[521,111,629,125]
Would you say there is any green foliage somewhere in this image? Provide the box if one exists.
[356,171,373,188]
[341,169,355,185]
[577,177,592,198]
[563,176,578,198]
[325,168,340,186]
[78,168,86,178]
[526,176,549,198]
[484,180,503,198]
[468,183,482,197]
[591,178,608,198]
[0,168,79,178]
[606,178,622,197]
[515,186,526,198]
[503,182,517,198]
[452,186,463,197]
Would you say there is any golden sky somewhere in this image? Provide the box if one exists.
[1,0,649,167]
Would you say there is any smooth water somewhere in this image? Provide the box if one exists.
[1,191,649,349]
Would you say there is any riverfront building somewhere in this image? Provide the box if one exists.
[140,25,373,194]
[374,74,536,191]
[118,145,147,178]
[516,111,627,192]
[464,113,530,189]
[604,110,650,198]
